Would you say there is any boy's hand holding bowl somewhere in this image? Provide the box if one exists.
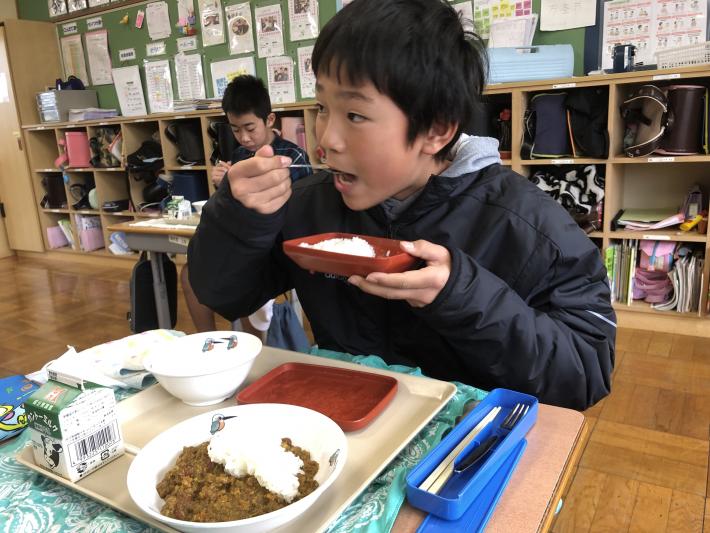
[348,239,451,308]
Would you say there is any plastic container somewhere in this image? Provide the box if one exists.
[488,45,573,84]
[236,362,398,431]
[406,388,538,520]
[282,232,418,277]
[417,439,527,533]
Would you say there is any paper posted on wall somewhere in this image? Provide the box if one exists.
[267,56,296,104]
[255,4,285,58]
[298,45,315,98]
[225,2,255,55]
[210,57,255,99]
[488,13,537,47]
[61,35,89,87]
[112,65,147,117]
[144,60,173,113]
[288,0,319,41]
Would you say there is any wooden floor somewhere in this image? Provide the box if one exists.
[1,255,709,532]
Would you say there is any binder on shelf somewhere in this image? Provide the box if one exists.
[57,219,76,250]
[76,215,104,252]
[46,226,69,249]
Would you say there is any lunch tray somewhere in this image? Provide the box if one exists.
[16,348,456,533]
[236,362,398,431]
[406,388,538,521]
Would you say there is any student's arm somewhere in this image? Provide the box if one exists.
[188,147,294,321]
[352,239,615,410]
[422,242,615,410]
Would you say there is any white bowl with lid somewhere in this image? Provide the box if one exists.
[144,331,262,406]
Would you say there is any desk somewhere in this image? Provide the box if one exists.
[394,404,587,532]
[108,221,196,330]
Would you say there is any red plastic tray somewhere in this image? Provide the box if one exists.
[282,232,417,277]
[236,362,398,431]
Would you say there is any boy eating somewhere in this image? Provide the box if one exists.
[181,75,310,335]
[189,0,615,409]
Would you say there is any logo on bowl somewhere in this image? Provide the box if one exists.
[210,414,238,434]
[202,335,240,352]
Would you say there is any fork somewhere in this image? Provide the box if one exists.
[453,402,529,473]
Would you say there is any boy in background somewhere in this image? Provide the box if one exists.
[189,0,615,409]
[181,75,310,336]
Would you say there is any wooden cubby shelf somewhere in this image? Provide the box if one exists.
[20,64,710,332]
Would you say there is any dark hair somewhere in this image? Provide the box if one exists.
[221,75,272,121]
[312,0,488,160]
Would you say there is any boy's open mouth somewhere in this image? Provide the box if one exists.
[331,169,357,188]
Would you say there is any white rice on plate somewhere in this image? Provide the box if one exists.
[208,427,304,502]
[299,236,376,257]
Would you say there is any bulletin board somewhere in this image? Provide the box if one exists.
[20,0,588,110]
[52,0,338,109]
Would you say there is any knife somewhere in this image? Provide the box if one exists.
[418,406,501,494]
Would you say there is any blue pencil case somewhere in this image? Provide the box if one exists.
[406,388,538,520]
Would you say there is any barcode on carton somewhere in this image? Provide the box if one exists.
[71,423,119,464]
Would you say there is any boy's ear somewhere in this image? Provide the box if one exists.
[265,112,276,128]
[421,122,458,156]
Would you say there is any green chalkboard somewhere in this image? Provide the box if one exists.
[20,0,586,111]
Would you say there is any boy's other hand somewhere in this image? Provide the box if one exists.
[348,240,451,308]
[211,160,232,188]
[226,145,293,214]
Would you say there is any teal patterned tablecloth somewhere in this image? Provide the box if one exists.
[0,351,486,533]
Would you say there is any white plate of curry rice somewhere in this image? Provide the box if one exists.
[127,403,347,533]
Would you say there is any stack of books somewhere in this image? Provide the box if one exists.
[67,108,119,121]
[615,208,684,231]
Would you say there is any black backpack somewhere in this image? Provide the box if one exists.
[40,174,67,209]
[128,252,177,333]
[207,120,239,164]
[165,120,205,165]
[566,88,609,158]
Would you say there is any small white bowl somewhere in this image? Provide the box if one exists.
[192,200,207,214]
[127,403,347,533]
[144,331,262,406]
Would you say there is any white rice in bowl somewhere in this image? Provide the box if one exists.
[208,426,304,502]
[299,236,375,257]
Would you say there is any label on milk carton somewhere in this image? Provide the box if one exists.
[25,379,124,482]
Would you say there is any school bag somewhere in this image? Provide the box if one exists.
[522,92,571,158]
[128,251,177,333]
[165,120,205,165]
[40,174,67,209]
[621,84,707,157]
[566,87,609,158]
[89,127,122,168]
[207,120,239,164]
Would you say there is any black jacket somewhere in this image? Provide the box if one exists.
[189,163,615,410]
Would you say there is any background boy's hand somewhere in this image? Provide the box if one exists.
[211,160,231,188]
[348,240,451,308]
[226,145,293,214]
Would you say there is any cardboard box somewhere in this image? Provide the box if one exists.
[25,375,124,482]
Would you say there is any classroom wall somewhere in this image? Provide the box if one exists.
[17,0,587,111]
[0,1,18,20]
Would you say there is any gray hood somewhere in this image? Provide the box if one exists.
[441,134,502,177]
[381,134,502,220]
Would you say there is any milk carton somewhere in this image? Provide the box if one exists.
[25,373,124,482]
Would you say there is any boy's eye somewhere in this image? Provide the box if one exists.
[347,112,365,123]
